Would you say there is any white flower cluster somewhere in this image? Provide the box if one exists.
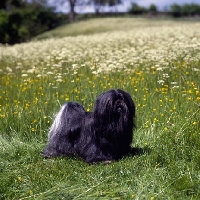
[0,20,200,77]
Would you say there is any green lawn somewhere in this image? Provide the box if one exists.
[0,18,200,199]
[35,17,187,40]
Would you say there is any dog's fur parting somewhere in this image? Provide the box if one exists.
[42,89,136,163]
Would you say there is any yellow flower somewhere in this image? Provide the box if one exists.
[25,103,30,108]
[22,87,27,92]
[154,118,158,122]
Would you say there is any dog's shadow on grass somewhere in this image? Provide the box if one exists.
[129,147,151,157]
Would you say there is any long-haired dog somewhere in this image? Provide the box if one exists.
[42,89,136,163]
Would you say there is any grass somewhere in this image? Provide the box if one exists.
[0,18,200,199]
[35,17,191,40]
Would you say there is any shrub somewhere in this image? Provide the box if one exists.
[128,3,147,15]
[0,3,61,44]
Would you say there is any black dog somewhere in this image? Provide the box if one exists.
[42,89,136,163]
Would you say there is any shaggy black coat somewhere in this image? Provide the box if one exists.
[42,89,136,163]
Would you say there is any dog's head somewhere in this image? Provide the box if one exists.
[93,89,135,131]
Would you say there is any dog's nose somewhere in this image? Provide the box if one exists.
[116,100,123,112]
[117,107,122,112]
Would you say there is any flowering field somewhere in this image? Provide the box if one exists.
[0,18,200,199]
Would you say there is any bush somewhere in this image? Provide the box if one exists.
[181,3,200,16]
[170,4,182,17]
[149,4,157,13]
[128,3,147,15]
[170,3,200,17]
[0,10,9,43]
[0,3,62,44]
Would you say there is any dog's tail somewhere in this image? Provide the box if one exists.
[41,102,86,158]
[48,102,85,139]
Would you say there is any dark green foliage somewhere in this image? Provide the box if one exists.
[149,3,157,13]
[171,3,200,17]
[0,10,9,42]
[171,4,183,17]
[92,0,121,14]
[92,0,121,7]
[0,0,26,10]
[128,3,147,15]
[0,1,62,44]
[181,3,200,16]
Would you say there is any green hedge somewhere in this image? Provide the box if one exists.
[0,4,63,44]
[171,3,200,17]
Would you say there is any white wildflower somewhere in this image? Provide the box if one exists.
[6,67,12,72]
[157,80,164,85]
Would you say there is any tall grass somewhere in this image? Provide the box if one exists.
[0,18,200,199]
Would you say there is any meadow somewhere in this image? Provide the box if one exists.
[0,18,200,199]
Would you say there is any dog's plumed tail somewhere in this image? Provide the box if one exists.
[41,102,86,158]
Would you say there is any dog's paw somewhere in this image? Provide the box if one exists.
[41,151,52,158]
[103,160,113,164]
[41,150,58,158]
